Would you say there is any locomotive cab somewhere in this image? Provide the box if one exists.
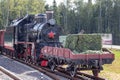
[10,14,34,58]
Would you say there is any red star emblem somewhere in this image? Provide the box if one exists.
[48,31,55,38]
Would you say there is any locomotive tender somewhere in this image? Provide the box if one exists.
[0,11,114,77]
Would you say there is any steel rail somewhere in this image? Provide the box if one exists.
[0,66,21,80]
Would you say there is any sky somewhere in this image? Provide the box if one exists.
[45,0,92,6]
[45,0,64,6]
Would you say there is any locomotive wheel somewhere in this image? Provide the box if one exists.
[92,69,99,77]
[68,65,77,77]
[50,63,56,71]
[48,59,56,71]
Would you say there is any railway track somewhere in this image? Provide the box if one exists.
[2,54,82,80]
[14,58,61,80]
[57,67,105,80]
[0,55,53,80]
[0,66,21,80]
[3,54,68,80]
[77,72,105,80]
[41,67,79,80]
[2,54,106,80]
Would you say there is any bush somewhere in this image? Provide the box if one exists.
[65,34,102,53]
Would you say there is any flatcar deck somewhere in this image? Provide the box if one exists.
[41,46,114,64]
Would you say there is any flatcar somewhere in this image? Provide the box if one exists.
[0,11,114,77]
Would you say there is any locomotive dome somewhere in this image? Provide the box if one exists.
[48,19,56,26]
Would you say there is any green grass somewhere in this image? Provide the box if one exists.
[102,49,120,73]
[113,49,120,58]
[82,49,120,80]
[99,49,120,80]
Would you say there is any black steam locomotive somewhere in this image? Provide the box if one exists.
[9,11,61,62]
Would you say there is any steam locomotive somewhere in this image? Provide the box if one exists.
[9,11,61,62]
[0,11,114,77]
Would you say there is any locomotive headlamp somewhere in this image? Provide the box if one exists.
[48,19,56,25]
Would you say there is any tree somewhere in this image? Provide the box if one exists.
[0,0,120,45]
[0,0,45,29]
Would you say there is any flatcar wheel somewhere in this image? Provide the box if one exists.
[92,69,99,77]
[70,70,76,77]
[69,66,77,77]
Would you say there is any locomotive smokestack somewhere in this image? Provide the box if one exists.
[46,10,54,21]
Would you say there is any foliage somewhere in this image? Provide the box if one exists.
[65,34,102,53]
[0,0,120,45]
[56,0,120,45]
[0,0,45,29]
